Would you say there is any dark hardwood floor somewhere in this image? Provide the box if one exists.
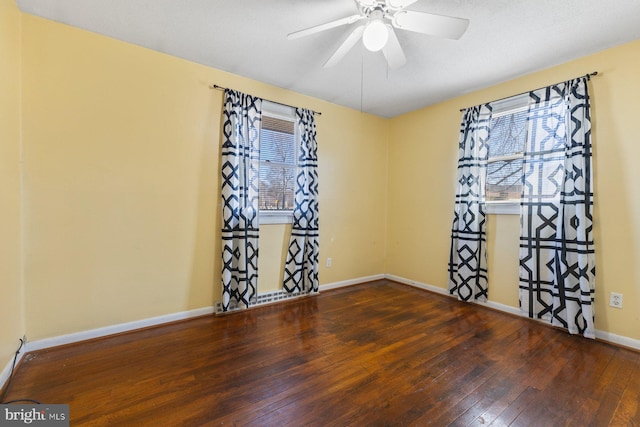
[3,280,639,426]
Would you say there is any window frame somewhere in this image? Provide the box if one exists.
[259,101,298,225]
[485,95,528,215]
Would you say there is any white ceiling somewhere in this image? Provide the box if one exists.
[16,0,640,118]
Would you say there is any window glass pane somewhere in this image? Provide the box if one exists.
[486,107,527,203]
[260,128,296,165]
[259,164,296,210]
[259,111,296,212]
[488,111,527,157]
[487,158,523,202]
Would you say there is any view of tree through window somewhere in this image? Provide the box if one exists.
[259,114,296,211]
[487,109,528,202]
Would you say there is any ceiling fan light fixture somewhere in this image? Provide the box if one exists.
[289,0,468,69]
[362,18,389,52]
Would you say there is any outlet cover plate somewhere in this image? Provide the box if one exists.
[609,292,623,309]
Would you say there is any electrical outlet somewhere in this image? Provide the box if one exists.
[609,292,623,309]
[326,258,332,268]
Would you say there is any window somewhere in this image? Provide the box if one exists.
[486,95,528,214]
[259,102,297,224]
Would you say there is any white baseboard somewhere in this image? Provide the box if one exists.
[472,298,523,316]
[319,274,385,291]
[385,274,450,296]
[386,274,640,351]
[24,307,214,354]
[594,330,640,351]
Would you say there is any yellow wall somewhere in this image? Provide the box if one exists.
[20,14,389,340]
[0,0,24,369]
[387,40,640,341]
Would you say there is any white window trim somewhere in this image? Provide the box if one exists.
[491,93,529,116]
[489,153,524,162]
[260,210,293,225]
[485,201,521,215]
[262,100,296,121]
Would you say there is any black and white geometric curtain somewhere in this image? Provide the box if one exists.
[283,108,320,294]
[519,77,596,338]
[448,105,492,302]
[220,89,262,311]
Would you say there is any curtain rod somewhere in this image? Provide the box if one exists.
[458,71,598,112]
[210,84,322,116]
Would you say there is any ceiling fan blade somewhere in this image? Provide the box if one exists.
[385,0,418,10]
[392,10,469,39]
[323,25,365,68]
[287,14,364,40]
[382,26,406,69]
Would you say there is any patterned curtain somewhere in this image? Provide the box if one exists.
[283,108,320,294]
[519,77,596,338]
[220,89,262,311]
[448,105,492,302]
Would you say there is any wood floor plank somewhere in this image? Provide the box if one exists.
[587,348,637,426]
[491,386,543,426]
[607,354,640,426]
[3,280,639,426]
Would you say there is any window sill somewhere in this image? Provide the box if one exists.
[486,202,520,215]
[260,211,293,225]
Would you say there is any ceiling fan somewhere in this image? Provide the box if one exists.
[287,0,469,70]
